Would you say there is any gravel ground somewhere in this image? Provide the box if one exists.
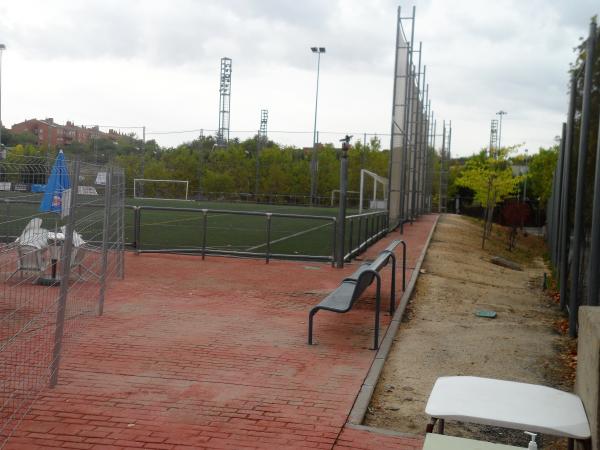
[364,214,573,449]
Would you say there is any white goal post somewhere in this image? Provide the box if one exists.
[133,178,190,201]
[359,169,389,213]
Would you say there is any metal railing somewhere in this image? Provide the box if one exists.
[127,206,389,265]
[345,211,389,261]
[131,205,337,264]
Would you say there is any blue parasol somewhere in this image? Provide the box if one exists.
[40,150,70,214]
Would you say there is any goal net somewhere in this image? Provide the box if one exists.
[133,179,189,201]
[359,169,388,213]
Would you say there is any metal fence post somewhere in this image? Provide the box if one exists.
[587,114,600,306]
[569,21,596,336]
[50,158,80,388]
[98,168,113,316]
[331,218,337,267]
[133,206,140,252]
[336,137,350,268]
[118,171,125,279]
[348,218,354,260]
[3,199,8,242]
[201,209,208,260]
[553,124,567,270]
[559,73,577,311]
[265,213,272,264]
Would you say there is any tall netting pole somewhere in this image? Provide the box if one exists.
[568,21,596,336]
[559,74,577,311]
[587,114,600,306]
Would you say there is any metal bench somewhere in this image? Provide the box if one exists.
[308,240,406,350]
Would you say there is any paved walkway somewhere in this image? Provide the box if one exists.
[7,215,437,450]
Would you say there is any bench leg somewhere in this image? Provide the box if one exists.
[308,308,318,345]
[390,253,396,315]
[372,274,381,350]
[426,418,437,433]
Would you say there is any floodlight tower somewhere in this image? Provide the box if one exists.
[496,110,507,149]
[217,57,232,146]
[255,109,268,195]
[259,109,268,141]
[489,119,498,157]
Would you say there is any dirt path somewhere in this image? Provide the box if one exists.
[364,214,572,448]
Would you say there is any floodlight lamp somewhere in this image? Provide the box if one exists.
[0,44,5,50]
[319,47,326,53]
[310,47,318,52]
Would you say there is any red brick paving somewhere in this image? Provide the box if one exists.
[7,215,437,450]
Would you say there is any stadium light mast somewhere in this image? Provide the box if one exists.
[496,110,507,150]
[217,57,232,147]
[310,46,325,206]
[0,44,6,150]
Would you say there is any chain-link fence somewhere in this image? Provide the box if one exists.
[0,155,124,444]
[388,6,444,228]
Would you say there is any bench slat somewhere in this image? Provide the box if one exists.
[315,281,358,312]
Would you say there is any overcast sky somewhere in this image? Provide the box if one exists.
[0,0,597,156]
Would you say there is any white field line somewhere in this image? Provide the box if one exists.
[245,221,332,252]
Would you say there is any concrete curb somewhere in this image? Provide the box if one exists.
[347,214,440,425]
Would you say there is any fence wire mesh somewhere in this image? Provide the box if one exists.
[0,155,124,445]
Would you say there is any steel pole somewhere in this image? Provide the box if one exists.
[439,121,445,213]
[98,167,113,316]
[310,51,323,206]
[559,74,577,311]
[50,158,81,387]
[554,124,566,267]
[0,45,5,150]
[336,138,350,268]
[387,6,402,227]
[587,114,600,305]
[569,21,596,336]
[400,6,416,223]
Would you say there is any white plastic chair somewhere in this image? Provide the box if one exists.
[7,244,49,283]
[8,219,50,283]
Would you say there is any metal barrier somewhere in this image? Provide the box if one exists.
[0,156,124,444]
[132,205,338,265]
[345,211,389,261]
[129,205,389,266]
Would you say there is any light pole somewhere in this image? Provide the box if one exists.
[310,46,325,206]
[496,110,507,150]
[0,44,6,150]
[523,148,528,202]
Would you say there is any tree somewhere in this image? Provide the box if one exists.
[526,146,558,203]
[455,146,523,247]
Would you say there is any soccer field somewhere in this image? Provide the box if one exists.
[1,192,385,261]
[128,198,355,259]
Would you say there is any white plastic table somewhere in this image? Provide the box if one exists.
[423,433,522,449]
[425,376,591,447]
